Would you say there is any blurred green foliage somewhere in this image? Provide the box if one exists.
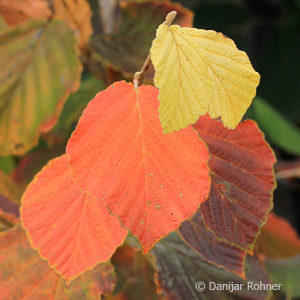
[247,97,300,156]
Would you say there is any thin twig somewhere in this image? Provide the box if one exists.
[133,11,177,89]
[133,54,151,89]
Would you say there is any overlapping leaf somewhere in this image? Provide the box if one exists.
[0,0,51,26]
[152,232,271,300]
[21,155,127,281]
[89,0,193,82]
[0,20,81,155]
[179,211,247,278]
[257,213,300,297]
[193,116,276,252]
[0,170,21,230]
[52,0,93,48]
[0,208,19,231]
[257,213,300,258]
[150,23,260,133]
[0,169,23,205]
[0,155,15,174]
[108,244,162,300]
[67,81,210,253]
[0,225,116,299]
[0,14,8,31]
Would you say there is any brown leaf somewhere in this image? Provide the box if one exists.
[0,225,117,299]
[194,115,276,253]
[0,169,23,205]
[152,232,271,300]
[0,208,19,231]
[0,0,51,26]
[179,212,247,278]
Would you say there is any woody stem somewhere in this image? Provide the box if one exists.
[133,11,177,88]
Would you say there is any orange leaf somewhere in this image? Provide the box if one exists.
[0,0,51,26]
[53,0,93,48]
[257,212,300,258]
[21,155,127,281]
[0,225,116,299]
[194,115,276,252]
[66,81,210,253]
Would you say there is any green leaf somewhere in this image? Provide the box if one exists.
[0,156,15,174]
[248,97,300,156]
[44,76,105,144]
[0,19,81,155]
[152,232,271,300]
[265,255,300,297]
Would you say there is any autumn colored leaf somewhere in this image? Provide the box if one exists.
[257,213,300,297]
[0,196,19,222]
[150,22,260,133]
[52,0,93,49]
[0,155,15,174]
[67,81,210,253]
[21,155,127,281]
[179,211,247,278]
[0,20,81,155]
[0,225,117,299]
[89,0,193,82]
[193,116,276,252]
[0,169,23,205]
[0,14,8,31]
[0,208,19,231]
[152,232,271,300]
[0,170,21,230]
[0,0,51,26]
[108,244,162,300]
[257,213,300,258]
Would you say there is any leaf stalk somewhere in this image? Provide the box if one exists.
[133,11,177,89]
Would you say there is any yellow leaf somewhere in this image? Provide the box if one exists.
[150,23,260,133]
[53,0,93,49]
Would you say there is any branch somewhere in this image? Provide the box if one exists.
[133,11,177,88]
